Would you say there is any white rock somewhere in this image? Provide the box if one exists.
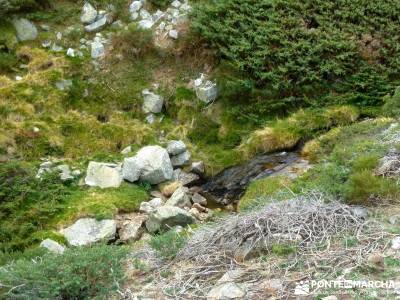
[42,40,51,48]
[40,24,50,31]
[191,161,205,175]
[392,236,400,250]
[149,197,163,207]
[81,2,98,24]
[136,145,173,184]
[56,32,62,40]
[140,9,151,19]
[122,156,141,182]
[146,206,195,233]
[207,282,246,300]
[15,76,22,81]
[51,43,63,52]
[66,48,75,57]
[91,41,105,58]
[139,201,154,214]
[56,79,73,91]
[60,218,117,246]
[12,18,38,41]
[167,140,186,155]
[146,113,155,124]
[180,3,191,12]
[40,239,65,254]
[152,10,164,22]
[129,0,142,13]
[85,161,122,188]
[195,80,218,103]
[165,186,191,208]
[57,164,73,181]
[121,145,132,155]
[171,0,181,8]
[85,14,109,32]
[138,19,154,29]
[171,150,191,167]
[158,21,166,31]
[131,12,139,20]
[142,89,164,113]
[172,168,200,186]
[169,29,178,39]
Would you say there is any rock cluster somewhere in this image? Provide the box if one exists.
[36,160,81,181]
[129,0,191,40]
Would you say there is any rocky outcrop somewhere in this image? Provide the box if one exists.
[146,206,195,233]
[60,218,117,246]
[40,239,66,254]
[85,162,122,188]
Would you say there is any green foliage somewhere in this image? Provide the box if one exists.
[187,114,219,145]
[148,0,169,8]
[0,161,73,252]
[192,0,400,108]
[0,244,128,299]
[382,87,400,117]
[0,0,49,17]
[271,244,296,256]
[149,230,187,260]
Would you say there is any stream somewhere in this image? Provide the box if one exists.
[200,151,310,206]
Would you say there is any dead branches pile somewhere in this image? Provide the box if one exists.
[159,191,390,299]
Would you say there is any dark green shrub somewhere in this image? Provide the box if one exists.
[149,231,187,260]
[187,115,220,145]
[148,0,169,8]
[0,161,73,252]
[382,87,400,117]
[0,244,128,299]
[192,0,400,108]
[0,0,49,16]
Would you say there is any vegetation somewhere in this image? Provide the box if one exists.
[0,244,128,299]
[192,0,400,110]
[149,230,187,260]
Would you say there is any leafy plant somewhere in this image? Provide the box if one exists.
[0,244,128,299]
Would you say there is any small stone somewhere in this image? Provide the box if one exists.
[81,2,98,24]
[140,9,151,19]
[146,113,155,124]
[42,40,51,48]
[191,161,205,175]
[122,156,141,183]
[351,206,368,219]
[118,215,147,242]
[195,80,218,104]
[391,236,400,250]
[173,169,200,186]
[138,19,154,29]
[51,44,63,52]
[165,186,191,208]
[142,89,164,113]
[131,12,139,21]
[139,202,154,214]
[85,161,122,188]
[207,282,246,300]
[91,41,105,58]
[32,126,40,132]
[191,193,207,206]
[56,32,62,40]
[40,24,50,31]
[55,79,73,91]
[146,206,195,233]
[167,140,187,155]
[389,216,399,225]
[66,48,75,57]
[60,218,117,246]
[129,0,142,13]
[149,198,163,207]
[171,150,191,167]
[85,14,110,32]
[192,203,206,212]
[169,29,178,39]
[171,0,181,8]
[40,239,65,254]
[15,76,22,81]
[121,145,132,155]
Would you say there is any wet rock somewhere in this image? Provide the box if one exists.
[40,239,65,254]
[165,186,191,208]
[60,218,117,246]
[142,89,164,113]
[171,150,191,167]
[122,156,141,182]
[85,161,122,188]
[135,145,173,184]
[12,18,38,41]
[167,140,186,155]
[146,206,195,233]
[81,2,98,24]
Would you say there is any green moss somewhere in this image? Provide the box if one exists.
[239,176,291,211]
[271,244,296,256]
[187,114,220,145]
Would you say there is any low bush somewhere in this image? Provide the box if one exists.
[382,87,400,117]
[149,230,187,260]
[0,244,128,299]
